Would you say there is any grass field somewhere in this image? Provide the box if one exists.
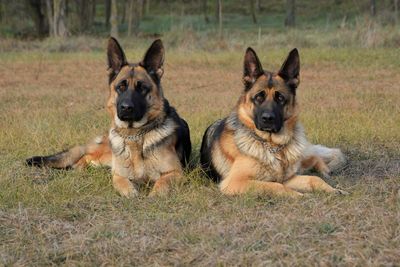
[0,39,399,265]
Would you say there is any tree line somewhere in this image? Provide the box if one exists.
[0,0,397,39]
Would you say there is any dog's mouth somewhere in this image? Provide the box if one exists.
[127,116,148,128]
[255,123,282,133]
[258,127,279,133]
[118,113,144,122]
[115,113,148,129]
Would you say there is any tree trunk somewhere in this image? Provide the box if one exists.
[250,0,257,24]
[53,0,68,37]
[0,1,3,23]
[45,0,54,36]
[110,0,118,37]
[285,0,295,27]
[370,0,376,17]
[121,0,127,24]
[203,0,209,23]
[217,0,222,36]
[256,0,262,11]
[91,0,96,26]
[128,0,133,36]
[76,0,94,33]
[105,0,111,27]
[134,0,142,35]
[128,0,142,36]
[394,0,398,24]
[145,0,149,15]
[28,0,49,37]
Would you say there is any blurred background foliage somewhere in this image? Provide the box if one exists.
[0,0,399,51]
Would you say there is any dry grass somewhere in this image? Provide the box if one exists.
[0,45,399,265]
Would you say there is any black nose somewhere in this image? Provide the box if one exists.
[120,102,134,113]
[261,112,275,123]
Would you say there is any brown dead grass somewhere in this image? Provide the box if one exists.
[0,47,399,266]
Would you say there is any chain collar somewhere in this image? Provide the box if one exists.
[249,131,286,154]
[125,133,145,142]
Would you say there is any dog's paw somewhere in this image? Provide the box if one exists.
[118,185,139,199]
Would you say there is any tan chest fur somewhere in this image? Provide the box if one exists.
[253,150,302,183]
[109,119,181,183]
[213,115,307,183]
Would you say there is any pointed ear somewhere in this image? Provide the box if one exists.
[107,37,128,82]
[278,48,300,89]
[243,47,264,91]
[141,39,164,81]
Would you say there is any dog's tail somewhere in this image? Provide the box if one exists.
[26,135,111,169]
[304,144,347,173]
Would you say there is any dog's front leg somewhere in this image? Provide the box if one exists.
[219,156,302,198]
[112,174,138,198]
[149,169,183,197]
[148,147,184,197]
[284,175,348,195]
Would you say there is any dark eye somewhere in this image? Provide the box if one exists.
[136,81,150,95]
[254,91,265,104]
[116,80,127,93]
[275,92,285,104]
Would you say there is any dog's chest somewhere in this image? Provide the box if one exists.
[235,133,305,183]
[109,132,160,182]
[256,152,301,183]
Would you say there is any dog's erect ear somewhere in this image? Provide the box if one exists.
[141,39,164,81]
[243,47,264,91]
[278,48,300,90]
[107,37,128,82]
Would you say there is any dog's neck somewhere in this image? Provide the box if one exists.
[228,112,307,164]
[234,110,299,146]
[113,115,166,140]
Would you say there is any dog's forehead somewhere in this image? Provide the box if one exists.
[251,72,287,94]
[117,65,152,82]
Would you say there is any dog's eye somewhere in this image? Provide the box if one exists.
[254,91,265,104]
[275,92,285,104]
[136,81,150,95]
[116,80,128,93]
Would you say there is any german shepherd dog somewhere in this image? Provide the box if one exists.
[200,48,347,197]
[26,38,191,198]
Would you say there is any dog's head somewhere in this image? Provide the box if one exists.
[238,48,300,134]
[107,37,165,129]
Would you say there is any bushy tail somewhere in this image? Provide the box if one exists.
[26,135,111,169]
[26,145,86,169]
[305,144,347,172]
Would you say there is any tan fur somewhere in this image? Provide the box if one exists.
[108,65,183,198]
[26,39,189,198]
[73,135,112,169]
[204,51,348,197]
[284,175,348,194]
[300,155,330,178]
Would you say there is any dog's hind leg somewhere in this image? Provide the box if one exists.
[302,144,347,174]
[301,155,331,179]
[26,135,112,169]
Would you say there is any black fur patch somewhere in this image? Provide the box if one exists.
[200,118,226,182]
